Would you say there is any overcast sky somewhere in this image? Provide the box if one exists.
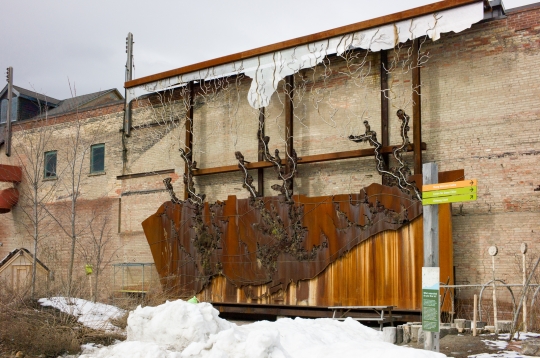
[1,0,537,100]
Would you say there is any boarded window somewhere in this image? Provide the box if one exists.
[90,144,105,173]
[44,151,57,178]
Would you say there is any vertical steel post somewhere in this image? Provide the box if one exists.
[473,294,478,336]
[522,243,528,332]
[412,40,422,174]
[492,254,498,333]
[5,67,13,157]
[423,162,439,351]
[124,33,134,137]
[380,51,389,177]
[258,107,265,196]
[285,75,294,194]
[184,81,194,200]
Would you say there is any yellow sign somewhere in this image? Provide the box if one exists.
[423,179,477,192]
[85,264,93,275]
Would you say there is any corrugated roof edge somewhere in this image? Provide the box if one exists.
[125,0,482,89]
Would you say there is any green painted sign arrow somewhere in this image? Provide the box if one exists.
[423,186,477,199]
[422,193,477,205]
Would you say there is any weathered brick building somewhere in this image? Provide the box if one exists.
[0,0,539,314]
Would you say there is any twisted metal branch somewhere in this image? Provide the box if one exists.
[163,177,182,204]
[348,110,421,200]
[235,151,260,199]
[257,130,300,202]
[179,148,206,205]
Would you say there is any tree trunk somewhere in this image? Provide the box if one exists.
[31,184,38,299]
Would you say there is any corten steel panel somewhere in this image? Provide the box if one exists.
[0,188,19,213]
[0,165,22,183]
[142,183,454,311]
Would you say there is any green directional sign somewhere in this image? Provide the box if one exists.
[422,193,477,206]
[423,186,477,199]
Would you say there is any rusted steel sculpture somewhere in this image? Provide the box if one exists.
[144,181,421,296]
[145,114,431,304]
[349,109,421,200]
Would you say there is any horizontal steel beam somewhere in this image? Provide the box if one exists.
[193,142,426,176]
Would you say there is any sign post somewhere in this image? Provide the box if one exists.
[421,167,478,351]
[422,162,439,351]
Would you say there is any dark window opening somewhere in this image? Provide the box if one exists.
[90,144,105,173]
[44,151,57,178]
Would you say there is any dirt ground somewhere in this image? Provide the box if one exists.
[405,332,527,358]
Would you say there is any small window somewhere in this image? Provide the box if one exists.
[44,151,57,178]
[90,144,105,173]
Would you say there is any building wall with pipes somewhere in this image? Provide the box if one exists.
[0,4,539,302]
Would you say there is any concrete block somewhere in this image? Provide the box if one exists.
[485,325,495,333]
[383,327,397,344]
[403,325,411,344]
[411,324,422,342]
[476,321,487,329]
[440,326,458,339]
[418,328,425,344]
[497,320,512,333]
[396,325,403,344]
[455,319,466,333]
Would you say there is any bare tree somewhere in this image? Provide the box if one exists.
[42,82,108,297]
[9,100,58,299]
[77,208,119,302]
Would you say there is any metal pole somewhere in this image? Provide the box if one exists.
[124,33,133,137]
[423,162,439,352]
[492,253,498,333]
[473,294,478,336]
[522,243,528,332]
[5,67,13,157]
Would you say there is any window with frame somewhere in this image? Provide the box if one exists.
[90,144,105,174]
[44,151,57,179]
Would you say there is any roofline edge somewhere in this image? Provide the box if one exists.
[125,0,482,89]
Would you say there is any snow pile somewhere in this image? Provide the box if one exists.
[126,300,231,352]
[80,299,446,358]
[38,297,125,332]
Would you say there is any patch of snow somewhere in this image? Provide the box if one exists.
[468,351,532,358]
[79,299,446,358]
[498,332,540,340]
[38,297,125,332]
[482,339,509,350]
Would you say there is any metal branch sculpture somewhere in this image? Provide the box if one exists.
[163,177,182,204]
[179,148,206,205]
[393,110,421,200]
[349,110,421,200]
[235,151,260,199]
[257,130,300,202]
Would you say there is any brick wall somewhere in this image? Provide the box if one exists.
[1,6,539,299]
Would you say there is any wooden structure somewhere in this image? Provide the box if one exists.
[0,248,49,292]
